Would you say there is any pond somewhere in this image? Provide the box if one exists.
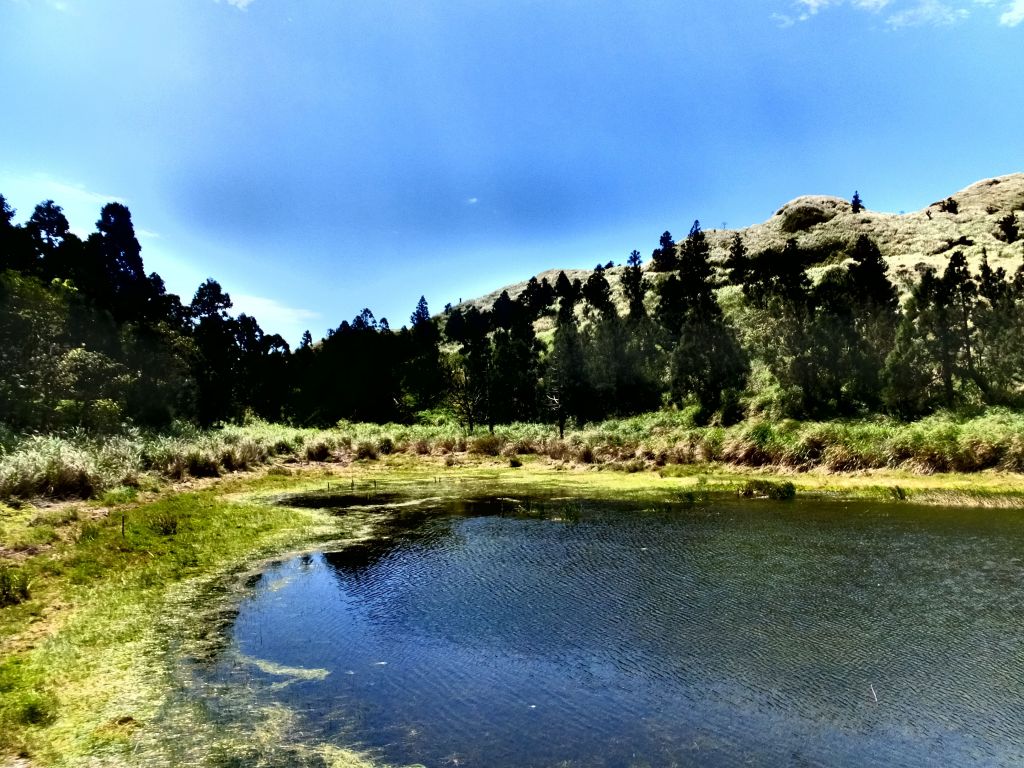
[202,493,1024,767]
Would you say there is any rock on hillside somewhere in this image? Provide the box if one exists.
[455,173,1024,313]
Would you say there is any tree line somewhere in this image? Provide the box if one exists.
[2,193,1023,434]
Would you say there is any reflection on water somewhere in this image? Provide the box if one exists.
[208,496,1024,767]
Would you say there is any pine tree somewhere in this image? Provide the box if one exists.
[650,231,677,272]
[658,220,747,422]
[851,191,864,214]
[545,295,587,437]
[724,233,749,286]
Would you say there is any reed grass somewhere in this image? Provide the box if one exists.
[2,408,1023,502]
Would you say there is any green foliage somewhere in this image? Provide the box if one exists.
[354,441,378,460]
[0,564,31,606]
[738,479,796,500]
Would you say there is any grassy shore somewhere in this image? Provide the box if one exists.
[2,434,1024,766]
[3,408,1024,504]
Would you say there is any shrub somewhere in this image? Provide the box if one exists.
[509,457,523,468]
[469,434,504,456]
[184,449,220,478]
[355,442,378,460]
[938,197,959,214]
[738,479,796,500]
[149,511,180,536]
[304,440,332,462]
[997,213,1019,243]
[377,436,395,455]
[0,565,30,606]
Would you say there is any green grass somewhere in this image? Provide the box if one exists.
[3,409,1024,506]
[2,454,1024,766]
[0,470,393,767]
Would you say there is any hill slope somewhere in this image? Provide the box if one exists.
[457,173,1024,313]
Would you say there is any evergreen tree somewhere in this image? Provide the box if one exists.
[844,235,899,407]
[658,221,747,422]
[973,254,1024,405]
[445,306,492,431]
[404,296,445,410]
[650,231,677,272]
[851,191,864,214]
[545,295,587,437]
[615,249,661,414]
[724,233,749,286]
[883,253,978,413]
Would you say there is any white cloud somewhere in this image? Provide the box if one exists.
[225,0,256,9]
[886,0,969,27]
[0,171,125,237]
[781,0,985,25]
[465,197,479,205]
[231,294,320,342]
[1000,0,1024,24]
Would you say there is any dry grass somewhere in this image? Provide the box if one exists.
[454,173,1024,318]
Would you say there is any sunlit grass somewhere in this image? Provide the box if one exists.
[2,409,1024,506]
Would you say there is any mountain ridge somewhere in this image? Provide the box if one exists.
[455,173,1024,314]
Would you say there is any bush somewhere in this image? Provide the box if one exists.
[0,565,30,606]
[738,479,796,500]
[304,440,332,462]
[469,434,504,456]
[997,213,1019,243]
[355,442,378,460]
[377,436,395,455]
[149,511,180,536]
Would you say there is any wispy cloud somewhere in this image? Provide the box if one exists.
[223,0,256,9]
[778,0,1022,26]
[1000,0,1024,24]
[465,197,479,205]
[231,293,320,341]
[0,171,125,236]
[886,0,969,26]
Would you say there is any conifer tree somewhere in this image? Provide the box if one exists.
[658,221,747,422]
[546,294,587,437]
[851,191,864,214]
[650,231,677,272]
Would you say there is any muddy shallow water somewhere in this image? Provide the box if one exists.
[202,494,1024,767]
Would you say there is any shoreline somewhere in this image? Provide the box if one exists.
[2,457,1024,766]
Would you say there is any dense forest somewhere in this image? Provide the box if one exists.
[2,193,1023,437]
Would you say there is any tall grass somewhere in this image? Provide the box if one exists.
[1,408,1023,501]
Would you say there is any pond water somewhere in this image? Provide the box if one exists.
[206,494,1024,767]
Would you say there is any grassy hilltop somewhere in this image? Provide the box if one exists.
[456,173,1024,316]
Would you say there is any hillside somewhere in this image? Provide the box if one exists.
[456,173,1024,313]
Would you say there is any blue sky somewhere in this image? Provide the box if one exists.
[2,0,1022,344]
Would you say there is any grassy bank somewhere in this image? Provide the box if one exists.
[3,408,1024,504]
[0,469,392,767]
[2,453,1024,766]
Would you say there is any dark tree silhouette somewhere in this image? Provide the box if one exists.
[650,231,677,272]
[851,191,864,214]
